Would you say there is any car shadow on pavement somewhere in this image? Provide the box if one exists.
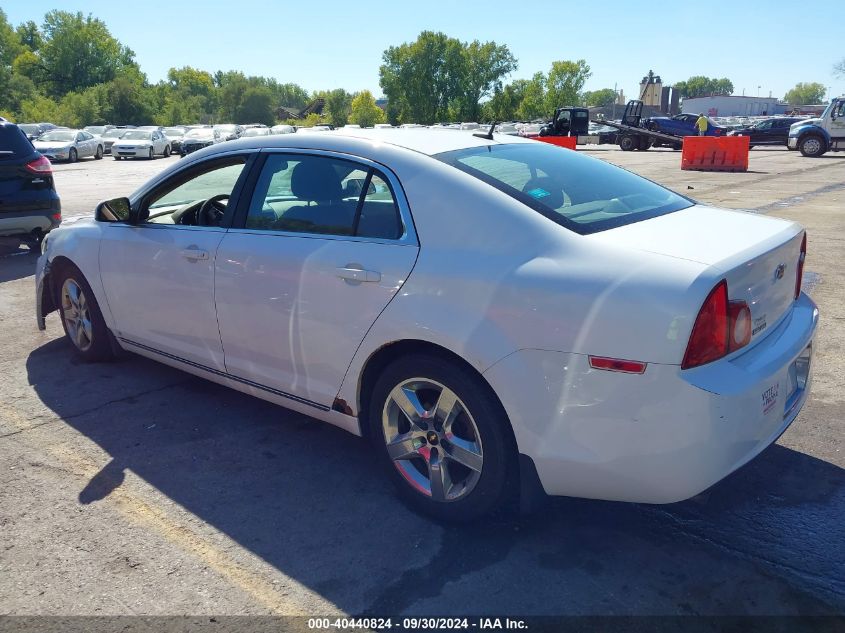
[23,336,845,616]
[0,243,38,282]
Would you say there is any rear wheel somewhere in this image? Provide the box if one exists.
[798,135,825,157]
[619,135,637,151]
[56,264,114,362]
[368,354,518,523]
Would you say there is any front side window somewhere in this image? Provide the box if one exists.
[143,158,247,226]
[435,143,692,235]
[245,153,402,239]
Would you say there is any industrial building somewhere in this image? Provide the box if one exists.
[680,95,788,117]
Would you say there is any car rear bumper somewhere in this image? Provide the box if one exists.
[483,292,819,503]
[0,204,61,238]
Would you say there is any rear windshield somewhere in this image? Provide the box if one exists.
[0,124,34,160]
[435,143,692,234]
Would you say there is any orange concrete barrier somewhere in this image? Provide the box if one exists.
[534,135,578,150]
[681,135,749,172]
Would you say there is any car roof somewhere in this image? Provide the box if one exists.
[210,127,536,158]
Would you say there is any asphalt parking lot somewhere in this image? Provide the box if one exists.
[1,144,843,617]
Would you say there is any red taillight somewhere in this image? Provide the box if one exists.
[795,232,806,300]
[588,356,647,374]
[682,280,729,369]
[25,155,52,174]
[682,280,753,369]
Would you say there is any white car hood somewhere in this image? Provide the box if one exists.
[33,141,71,150]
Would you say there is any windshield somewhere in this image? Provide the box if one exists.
[435,143,692,235]
[185,129,213,139]
[19,124,39,133]
[38,131,75,142]
[103,129,124,138]
[120,130,152,140]
[163,128,185,136]
[215,125,237,132]
[243,128,269,136]
[85,126,105,134]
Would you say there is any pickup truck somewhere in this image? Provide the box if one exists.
[788,97,845,157]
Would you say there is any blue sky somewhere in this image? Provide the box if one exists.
[5,0,844,101]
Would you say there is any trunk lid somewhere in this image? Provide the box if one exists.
[588,205,804,345]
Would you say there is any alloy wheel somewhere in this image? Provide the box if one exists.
[381,378,483,502]
[61,278,94,352]
[803,138,821,156]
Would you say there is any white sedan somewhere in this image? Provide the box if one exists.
[35,130,818,522]
[111,129,171,160]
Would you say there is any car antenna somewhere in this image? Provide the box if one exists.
[473,121,497,140]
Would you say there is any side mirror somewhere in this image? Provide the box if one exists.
[95,197,137,223]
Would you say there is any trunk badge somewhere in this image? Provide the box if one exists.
[774,263,786,281]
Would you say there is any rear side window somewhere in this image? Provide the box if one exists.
[435,143,693,234]
[245,153,403,239]
[0,124,35,161]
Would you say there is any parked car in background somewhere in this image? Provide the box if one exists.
[270,124,295,134]
[241,127,271,137]
[180,127,224,155]
[645,113,727,137]
[18,123,54,141]
[83,124,115,138]
[33,129,103,162]
[36,129,816,522]
[100,128,126,154]
[0,121,61,247]
[214,124,242,141]
[728,117,802,148]
[163,127,188,153]
[112,129,171,160]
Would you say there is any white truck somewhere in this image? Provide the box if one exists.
[788,97,845,157]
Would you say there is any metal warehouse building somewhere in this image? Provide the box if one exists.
[681,96,788,117]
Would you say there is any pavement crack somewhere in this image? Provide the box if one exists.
[0,380,190,440]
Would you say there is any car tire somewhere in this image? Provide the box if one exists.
[368,353,518,523]
[619,135,637,151]
[55,263,114,362]
[68,148,78,163]
[163,145,171,157]
[113,156,121,161]
[798,135,825,157]
[147,147,154,160]
[94,145,103,160]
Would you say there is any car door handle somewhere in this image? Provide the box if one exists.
[336,266,381,283]
[181,247,209,260]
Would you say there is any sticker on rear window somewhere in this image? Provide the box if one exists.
[527,188,550,199]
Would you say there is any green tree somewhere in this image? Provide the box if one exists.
[545,60,590,113]
[349,90,385,127]
[457,40,517,121]
[673,76,733,98]
[19,94,61,123]
[380,31,515,124]
[483,79,528,121]
[59,89,101,127]
[322,88,353,127]
[15,21,42,50]
[39,10,137,97]
[835,58,845,78]
[784,82,828,105]
[94,74,155,124]
[235,86,275,125]
[583,88,617,107]
[516,72,547,120]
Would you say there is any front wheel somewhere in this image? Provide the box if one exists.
[56,265,114,362]
[163,144,171,157]
[94,145,103,159]
[368,354,518,522]
[147,147,154,160]
[68,148,78,163]
[798,135,826,157]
